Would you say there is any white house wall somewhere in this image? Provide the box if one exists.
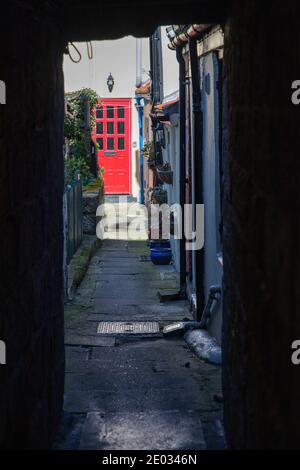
[200,51,223,344]
[162,125,181,273]
[63,37,150,198]
[161,27,179,97]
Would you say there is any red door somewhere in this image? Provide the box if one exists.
[93,98,132,194]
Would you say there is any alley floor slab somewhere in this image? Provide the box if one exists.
[79,411,206,450]
[56,203,225,450]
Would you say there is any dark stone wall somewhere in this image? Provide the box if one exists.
[63,0,229,41]
[0,7,65,448]
[0,0,229,450]
[222,1,300,449]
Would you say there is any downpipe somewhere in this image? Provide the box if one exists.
[136,38,144,204]
[176,45,187,296]
[189,37,205,319]
[163,285,222,365]
[136,96,144,205]
[163,285,222,335]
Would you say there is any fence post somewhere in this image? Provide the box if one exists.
[65,176,83,265]
[63,191,68,300]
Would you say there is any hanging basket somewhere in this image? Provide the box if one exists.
[157,167,173,185]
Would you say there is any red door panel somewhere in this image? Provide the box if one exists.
[93,98,132,194]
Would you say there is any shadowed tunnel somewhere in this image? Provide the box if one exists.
[0,0,300,449]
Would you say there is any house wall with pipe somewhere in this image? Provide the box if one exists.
[161,121,181,272]
[185,28,224,344]
[158,26,224,343]
[199,36,224,344]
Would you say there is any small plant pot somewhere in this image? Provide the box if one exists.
[149,240,171,249]
[157,168,173,185]
[150,248,172,265]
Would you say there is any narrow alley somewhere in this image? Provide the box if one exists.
[55,202,224,450]
[2,1,300,453]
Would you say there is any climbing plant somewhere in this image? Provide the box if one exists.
[64,88,102,186]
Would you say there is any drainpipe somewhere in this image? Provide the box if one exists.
[150,28,164,168]
[189,37,205,319]
[176,46,186,296]
[136,96,144,204]
[151,28,164,104]
[136,39,142,88]
[167,24,213,50]
[136,38,144,204]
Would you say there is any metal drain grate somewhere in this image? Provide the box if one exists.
[97,321,160,335]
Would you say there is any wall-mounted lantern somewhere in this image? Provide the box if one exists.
[107,73,115,93]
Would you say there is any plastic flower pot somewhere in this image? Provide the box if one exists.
[149,240,171,250]
[150,248,172,265]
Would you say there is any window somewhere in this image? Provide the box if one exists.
[117,106,125,118]
[118,138,125,150]
[118,122,125,134]
[96,107,103,119]
[107,106,114,118]
[107,122,114,134]
[107,138,114,150]
[96,122,103,134]
[96,138,103,150]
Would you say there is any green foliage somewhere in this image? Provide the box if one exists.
[142,141,155,162]
[65,157,91,187]
[64,88,102,186]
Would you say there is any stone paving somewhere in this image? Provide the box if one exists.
[54,203,225,450]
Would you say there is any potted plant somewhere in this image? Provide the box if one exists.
[150,246,173,265]
[151,186,168,205]
[142,141,156,169]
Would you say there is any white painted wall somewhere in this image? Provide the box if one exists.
[161,27,179,98]
[159,28,180,271]
[162,124,181,273]
[63,37,150,198]
[200,52,223,345]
